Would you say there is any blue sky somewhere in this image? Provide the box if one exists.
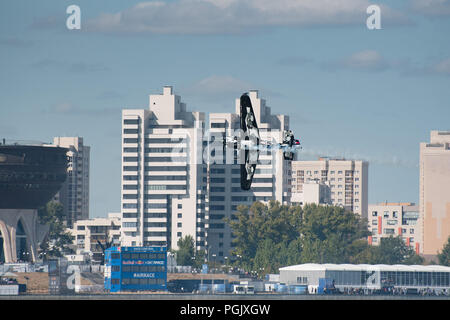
[1,0,449,217]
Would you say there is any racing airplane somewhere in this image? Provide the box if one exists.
[223,93,302,190]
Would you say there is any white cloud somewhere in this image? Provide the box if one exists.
[0,37,33,48]
[394,57,450,77]
[300,147,418,169]
[342,50,389,71]
[52,102,74,114]
[85,0,408,34]
[323,50,389,72]
[184,75,281,101]
[187,75,254,96]
[410,0,450,17]
[30,59,109,73]
[433,57,450,75]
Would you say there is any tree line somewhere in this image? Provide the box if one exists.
[223,201,429,277]
[38,200,450,270]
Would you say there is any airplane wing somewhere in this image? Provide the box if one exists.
[239,93,260,190]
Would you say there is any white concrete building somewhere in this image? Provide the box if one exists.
[367,202,420,253]
[68,213,121,263]
[420,131,450,258]
[291,157,368,219]
[121,86,207,251]
[290,180,331,206]
[50,137,90,227]
[279,263,450,293]
[206,90,292,263]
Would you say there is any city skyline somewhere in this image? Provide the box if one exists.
[1,1,450,217]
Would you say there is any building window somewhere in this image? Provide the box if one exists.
[123,194,138,200]
[210,205,225,211]
[123,222,137,228]
[124,119,139,125]
[297,277,308,284]
[211,122,226,128]
[177,223,182,228]
[123,175,138,181]
[383,211,389,218]
[372,211,377,217]
[123,138,139,144]
[123,129,139,134]
[177,232,182,237]
[177,213,182,218]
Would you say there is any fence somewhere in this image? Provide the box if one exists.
[168,266,192,273]
[0,263,105,274]
[0,263,48,273]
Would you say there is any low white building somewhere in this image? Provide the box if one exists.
[279,263,450,292]
[68,213,121,263]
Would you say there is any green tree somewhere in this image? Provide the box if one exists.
[253,239,290,277]
[38,201,74,260]
[175,235,196,266]
[193,249,206,270]
[350,236,424,265]
[298,204,370,263]
[227,201,371,275]
[376,236,423,265]
[437,236,450,266]
[226,201,302,272]
[348,240,380,264]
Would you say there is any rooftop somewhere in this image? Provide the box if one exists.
[279,263,450,272]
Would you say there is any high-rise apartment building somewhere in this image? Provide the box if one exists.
[120,86,207,251]
[51,137,90,227]
[206,90,292,262]
[420,131,450,257]
[291,157,368,219]
[367,202,420,253]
